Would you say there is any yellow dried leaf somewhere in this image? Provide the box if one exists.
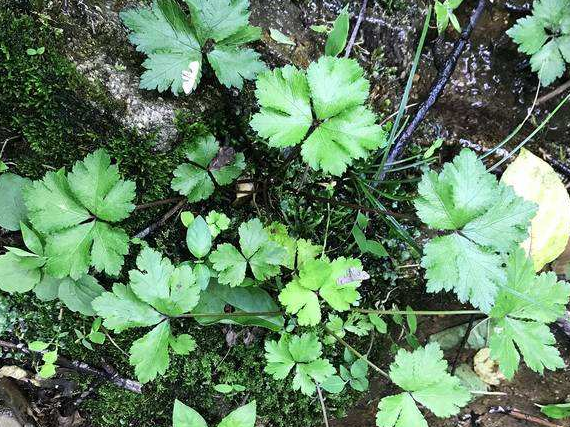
[473,348,505,386]
[501,148,570,271]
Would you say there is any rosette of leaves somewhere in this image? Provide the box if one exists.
[171,134,245,203]
[488,248,570,378]
[414,149,537,312]
[121,0,266,95]
[0,221,105,315]
[376,343,470,427]
[323,312,386,345]
[507,0,570,86]
[250,56,387,175]
[264,332,335,396]
[23,149,136,279]
[278,256,368,326]
[93,247,201,383]
[173,400,256,427]
[209,218,287,287]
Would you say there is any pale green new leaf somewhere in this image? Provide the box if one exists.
[169,334,197,355]
[209,243,247,286]
[129,321,171,383]
[0,252,44,293]
[376,393,427,427]
[278,279,321,326]
[324,5,349,57]
[264,335,295,379]
[173,399,207,427]
[250,66,313,147]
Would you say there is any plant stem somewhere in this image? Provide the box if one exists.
[344,0,368,58]
[176,311,283,318]
[355,308,483,316]
[134,196,185,211]
[323,326,389,379]
[316,383,330,427]
[536,79,570,106]
[490,407,563,427]
[133,198,187,239]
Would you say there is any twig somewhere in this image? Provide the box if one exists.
[134,196,185,211]
[0,339,142,393]
[380,0,488,178]
[134,198,187,239]
[489,406,563,427]
[0,135,19,158]
[356,308,482,316]
[536,80,570,106]
[450,314,474,374]
[316,384,330,427]
[324,326,390,379]
[176,311,283,318]
[344,0,368,58]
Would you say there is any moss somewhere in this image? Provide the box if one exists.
[0,5,357,427]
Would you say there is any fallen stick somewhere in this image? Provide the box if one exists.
[344,0,368,58]
[0,339,142,394]
[536,80,570,106]
[380,0,488,179]
[489,406,563,427]
[134,198,187,239]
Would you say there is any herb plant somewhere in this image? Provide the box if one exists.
[250,56,387,175]
[121,0,266,95]
[507,0,570,86]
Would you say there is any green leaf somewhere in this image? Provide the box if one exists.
[207,46,265,89]
[58,275,104,316]
[487,248,569,378]
[172,134,245,202]
[169,333,197,355]
[0,251,44,293]
[129,321,171,383]
[265,333,333,396]
[206,210,230,238]
[129,247,200,316]
[173,399,207,427]
[250,65,313,147]
[279,257,365,326]
[540,403,570,419]
[20,222,43,256]
[33,275,61,301]
[39,363,56,378]
[416,149,537,312]
[214,383,235,393]
[185,0,250,43]
[325,5,349,56]
[24,151,134,278]
[269,28,295,46]
[369,314,387,333]
[321,375,346,394]
[186,216,212,258]
[210,219,286,286]
[218,401,257,427]
[193,281,284,331]
[67,149,136,222]
[0,173,31,231]
[377,343,470,427]
[92,283,164,333]
[29,341,49,351]
[121,0,202,95]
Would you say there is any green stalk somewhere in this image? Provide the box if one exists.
[355,308,483,316]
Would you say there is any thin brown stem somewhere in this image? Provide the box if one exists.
[490,407,563,427]
[0,339,142,393]
[134,198,187,239]
[323,326,390,379]
[134,196,185,211]
[316,383,330,427]
[536,79,570,106]
[344,0,368,58]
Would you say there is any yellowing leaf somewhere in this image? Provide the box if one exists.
[501,148,570,271]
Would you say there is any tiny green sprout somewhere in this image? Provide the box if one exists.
[434,0,463,34]
[26,46,45,56]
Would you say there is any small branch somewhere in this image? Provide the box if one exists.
[324,326,390,379]
[134,196,185,211]
[380,0,488,178]
[0,339,142,393]
[316,383,330,427]
[489,406,563,427]
[176,311,283,318]
[344,0,368,58]
[355,308,482,316]
[134,198,187,239]
[536,79,570,106]
[450,314,475,374]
